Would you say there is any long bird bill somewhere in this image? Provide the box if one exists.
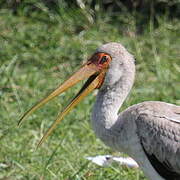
[18,58,107,147]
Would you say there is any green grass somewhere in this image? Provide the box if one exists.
[0,7,179,180]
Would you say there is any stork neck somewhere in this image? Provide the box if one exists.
[91,69,135,130]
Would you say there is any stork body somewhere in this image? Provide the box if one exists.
[91,43,180,180]
[19,43,180,180]
[93,99,180,180]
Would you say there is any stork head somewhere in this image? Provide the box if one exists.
[95,43,135,88]
[18,42,134,146]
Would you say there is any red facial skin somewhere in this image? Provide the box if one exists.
[87,53,112,88]
[88,52,111,69]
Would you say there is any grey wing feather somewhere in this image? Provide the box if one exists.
[163,116,180,124]
[135,102,180,179]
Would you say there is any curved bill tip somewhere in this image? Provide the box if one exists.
[18,63,99,127]
[18,62,103,147]
[36,73,101,147]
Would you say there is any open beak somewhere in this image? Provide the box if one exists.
[18,61,106,147]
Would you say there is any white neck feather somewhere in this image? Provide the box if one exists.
[91,60,135,139]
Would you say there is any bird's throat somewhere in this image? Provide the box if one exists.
[91,70,135,143]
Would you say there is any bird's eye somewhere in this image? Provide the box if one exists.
[100,56,108,64]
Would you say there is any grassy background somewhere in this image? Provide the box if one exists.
[0,2,180,180]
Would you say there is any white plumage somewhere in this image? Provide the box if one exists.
[91,43,180,180]
[19,42,180,180]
